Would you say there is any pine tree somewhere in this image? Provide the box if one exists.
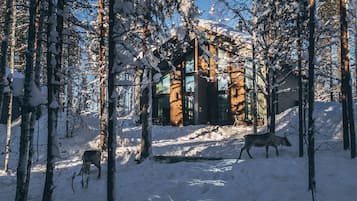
[15,0,37,200]
[42,0,64,200]
[340,0,356,158]
[0,0,15,113]
[98,0,108,151]
[307,0,316,197]
[107,0,116,200]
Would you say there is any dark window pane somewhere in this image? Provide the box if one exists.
[217,49,227,71]
[217,94,229,124]
[156,73,170,94]
[185,75,194,92]
[185,54,194,73]
[218,73,229,91]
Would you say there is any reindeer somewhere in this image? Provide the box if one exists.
[238,132,291,159]
[78,150,102,188]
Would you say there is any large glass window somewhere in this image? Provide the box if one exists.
[217,74,229,91]
[185,54,194,73]
[217,49,228,71]
[217,94,229,124]
[185,75,194,92]
[184,96,194,124]
[154,72,170,125]
[157,96,170,124]
[155,73,170,95]
[217,48,230,124]
[184,53,195,125]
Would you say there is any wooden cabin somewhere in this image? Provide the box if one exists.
[152,20,270,126]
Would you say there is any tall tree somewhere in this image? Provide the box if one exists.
[15,0,37,200]
[4,0,17,172]
[140,23,152,161]
[340,0,356,158]
[0,0,15,113]
[355,0,357,96]
[297,0,307,157]
[98,0,108,151]
[107,0,116,200]
[251,0,258,134]
[308,0,316,198]
[42,0,64,200]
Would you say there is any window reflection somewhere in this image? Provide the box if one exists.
[185,55,194,73]
[217,49,228,71]
[185,75,194,92]
[156,73,170,95]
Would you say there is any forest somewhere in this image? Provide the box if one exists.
[0,0,357,201]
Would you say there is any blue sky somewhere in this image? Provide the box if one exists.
[196,0,215,18]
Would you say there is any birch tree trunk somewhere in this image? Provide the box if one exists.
[15,0,37,200]
[107,0,116,200]
[308,0,316,196]
[4,0,16,172]
[0,0,14,114]
[34,0,45,87]
[42,0,62,199]
[251,0,258,134]
[297,2,304,157]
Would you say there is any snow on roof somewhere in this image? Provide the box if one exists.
[195,19,251,44]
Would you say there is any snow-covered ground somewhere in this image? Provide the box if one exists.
[1,102,356,201]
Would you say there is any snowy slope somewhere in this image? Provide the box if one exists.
[1,102,356,201]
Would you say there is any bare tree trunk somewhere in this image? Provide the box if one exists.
[297,4,304,157]
[251,0,258,134]
[134,69,142,122]
[107,0,116,200]
[308,0,316,197]
[4,0,16,172]
[339,0,349,150]
[140,23,152,161]
[98,0,108,151]
[340,0,356,158]
[329,36,333,102]
[355,0,357,96]
[66,43,73,137]
[34,0,45,87]
[0,0,14,114]
[15,0,37,200]
[42,0,62,200]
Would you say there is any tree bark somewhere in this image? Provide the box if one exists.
[0,0,15,114]
[308,0,316,195]
[4,0,16,172]
[34,0,45,87]
[107,0,116,200]
[297,4,304,157]
[98,0,108,151]
[355,0,357,96]
[42,0,62,200]
[252,0,258,134]
[15,0,37,200]
[340,0,356,158]
[140,23,152,161]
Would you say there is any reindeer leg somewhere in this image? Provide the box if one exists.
[238,146,245,159]
[81,172,84,188]
[85,175,89,189]
[273,144,279,156]
[265,145,269,158]
[95,163,101,179]
[246,148,253,159]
